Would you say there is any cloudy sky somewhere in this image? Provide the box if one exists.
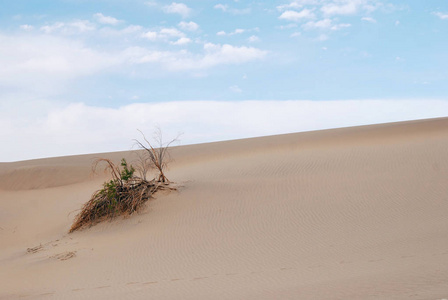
[1,0,448,161]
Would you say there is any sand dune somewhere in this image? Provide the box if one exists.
[1,118,448,299]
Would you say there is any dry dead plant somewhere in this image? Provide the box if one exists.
[69,129,179,233]
[69,158,175,233]
[133,150,151,181]
[133,128,179,183]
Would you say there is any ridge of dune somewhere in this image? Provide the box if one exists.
[1,117,447,191]
[0,165,91,191]
[1,117,448,299]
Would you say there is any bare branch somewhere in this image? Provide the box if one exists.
[133,128,180,183]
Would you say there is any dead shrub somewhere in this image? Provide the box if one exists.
[69,129,178,233]
[69,158,174,233]
[134,128,179,183]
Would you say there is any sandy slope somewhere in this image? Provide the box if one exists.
[1,118,448,299]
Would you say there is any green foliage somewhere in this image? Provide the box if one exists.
[100,180,117,201]
[95,159,135,212]
[120,158,135,182]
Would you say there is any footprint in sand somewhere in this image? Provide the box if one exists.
[27,244,44,254]
[51,251,76,261]
[37,292,54,297]
[192,277,209,280]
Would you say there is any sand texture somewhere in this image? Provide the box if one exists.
[1,118,448,299]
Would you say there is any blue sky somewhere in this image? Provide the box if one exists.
[1,0,448,161]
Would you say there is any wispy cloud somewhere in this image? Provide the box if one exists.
[216,28,245,36]
[433,12,448,20]
[279,9,316,21]
[303,18,351,30]
[40,20,95,34]
[277,0,387,38]
[229,85,242,93]
[128,43,267,71]
[248,35,260,42]
[163,2,192,18]
[93,13,122,25]
[3,99,448,161]
[19,24,34,31]
[0,30,267,97]
[361,16,377,23]
[321,1,359,16]
[178,21,199,31]
[214,4,251,15]
[0,33,116,93]
[170,37,191,45]
[277,0,320,11]
[321,0,380,16]
[141,27,185,41]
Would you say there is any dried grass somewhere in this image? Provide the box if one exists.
[69,158,175,233]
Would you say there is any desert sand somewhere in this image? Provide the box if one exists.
[1,117,448,299]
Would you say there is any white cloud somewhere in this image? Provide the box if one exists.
[321,0,380,16]
[214,4,228,11]
[160,27,184,37]
[279,9,316,22]
[290,32,301,37]
[141,27,185,41]
[3,99,448,162]
[40,20,95,34]
[61,20,95,33]
[122,43,267,71]
[142,31,158,40]
[361,16,376,23]
[197,43,267,69]
[145,1,158,7]
[321,1,358,16]
[277,23,299,30]
[331,23,351,30]
[248,35,260,42]
[0,33,117,93]
[178,21,199,31]
[1,29,266,85]
[40,22,64,33]
[303,18,332,29]
[303,18,351,30]
[93,13,122,25]
[217,28,246,36]
[214,3,251,15]
[163,2,192,18]
[170,37,192,45]
[229,85,242,93]
[96,25,144,37]
[277,0,319,11]
[277,2,303,11]
[20,24,34,31]
[433,12,448,20]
